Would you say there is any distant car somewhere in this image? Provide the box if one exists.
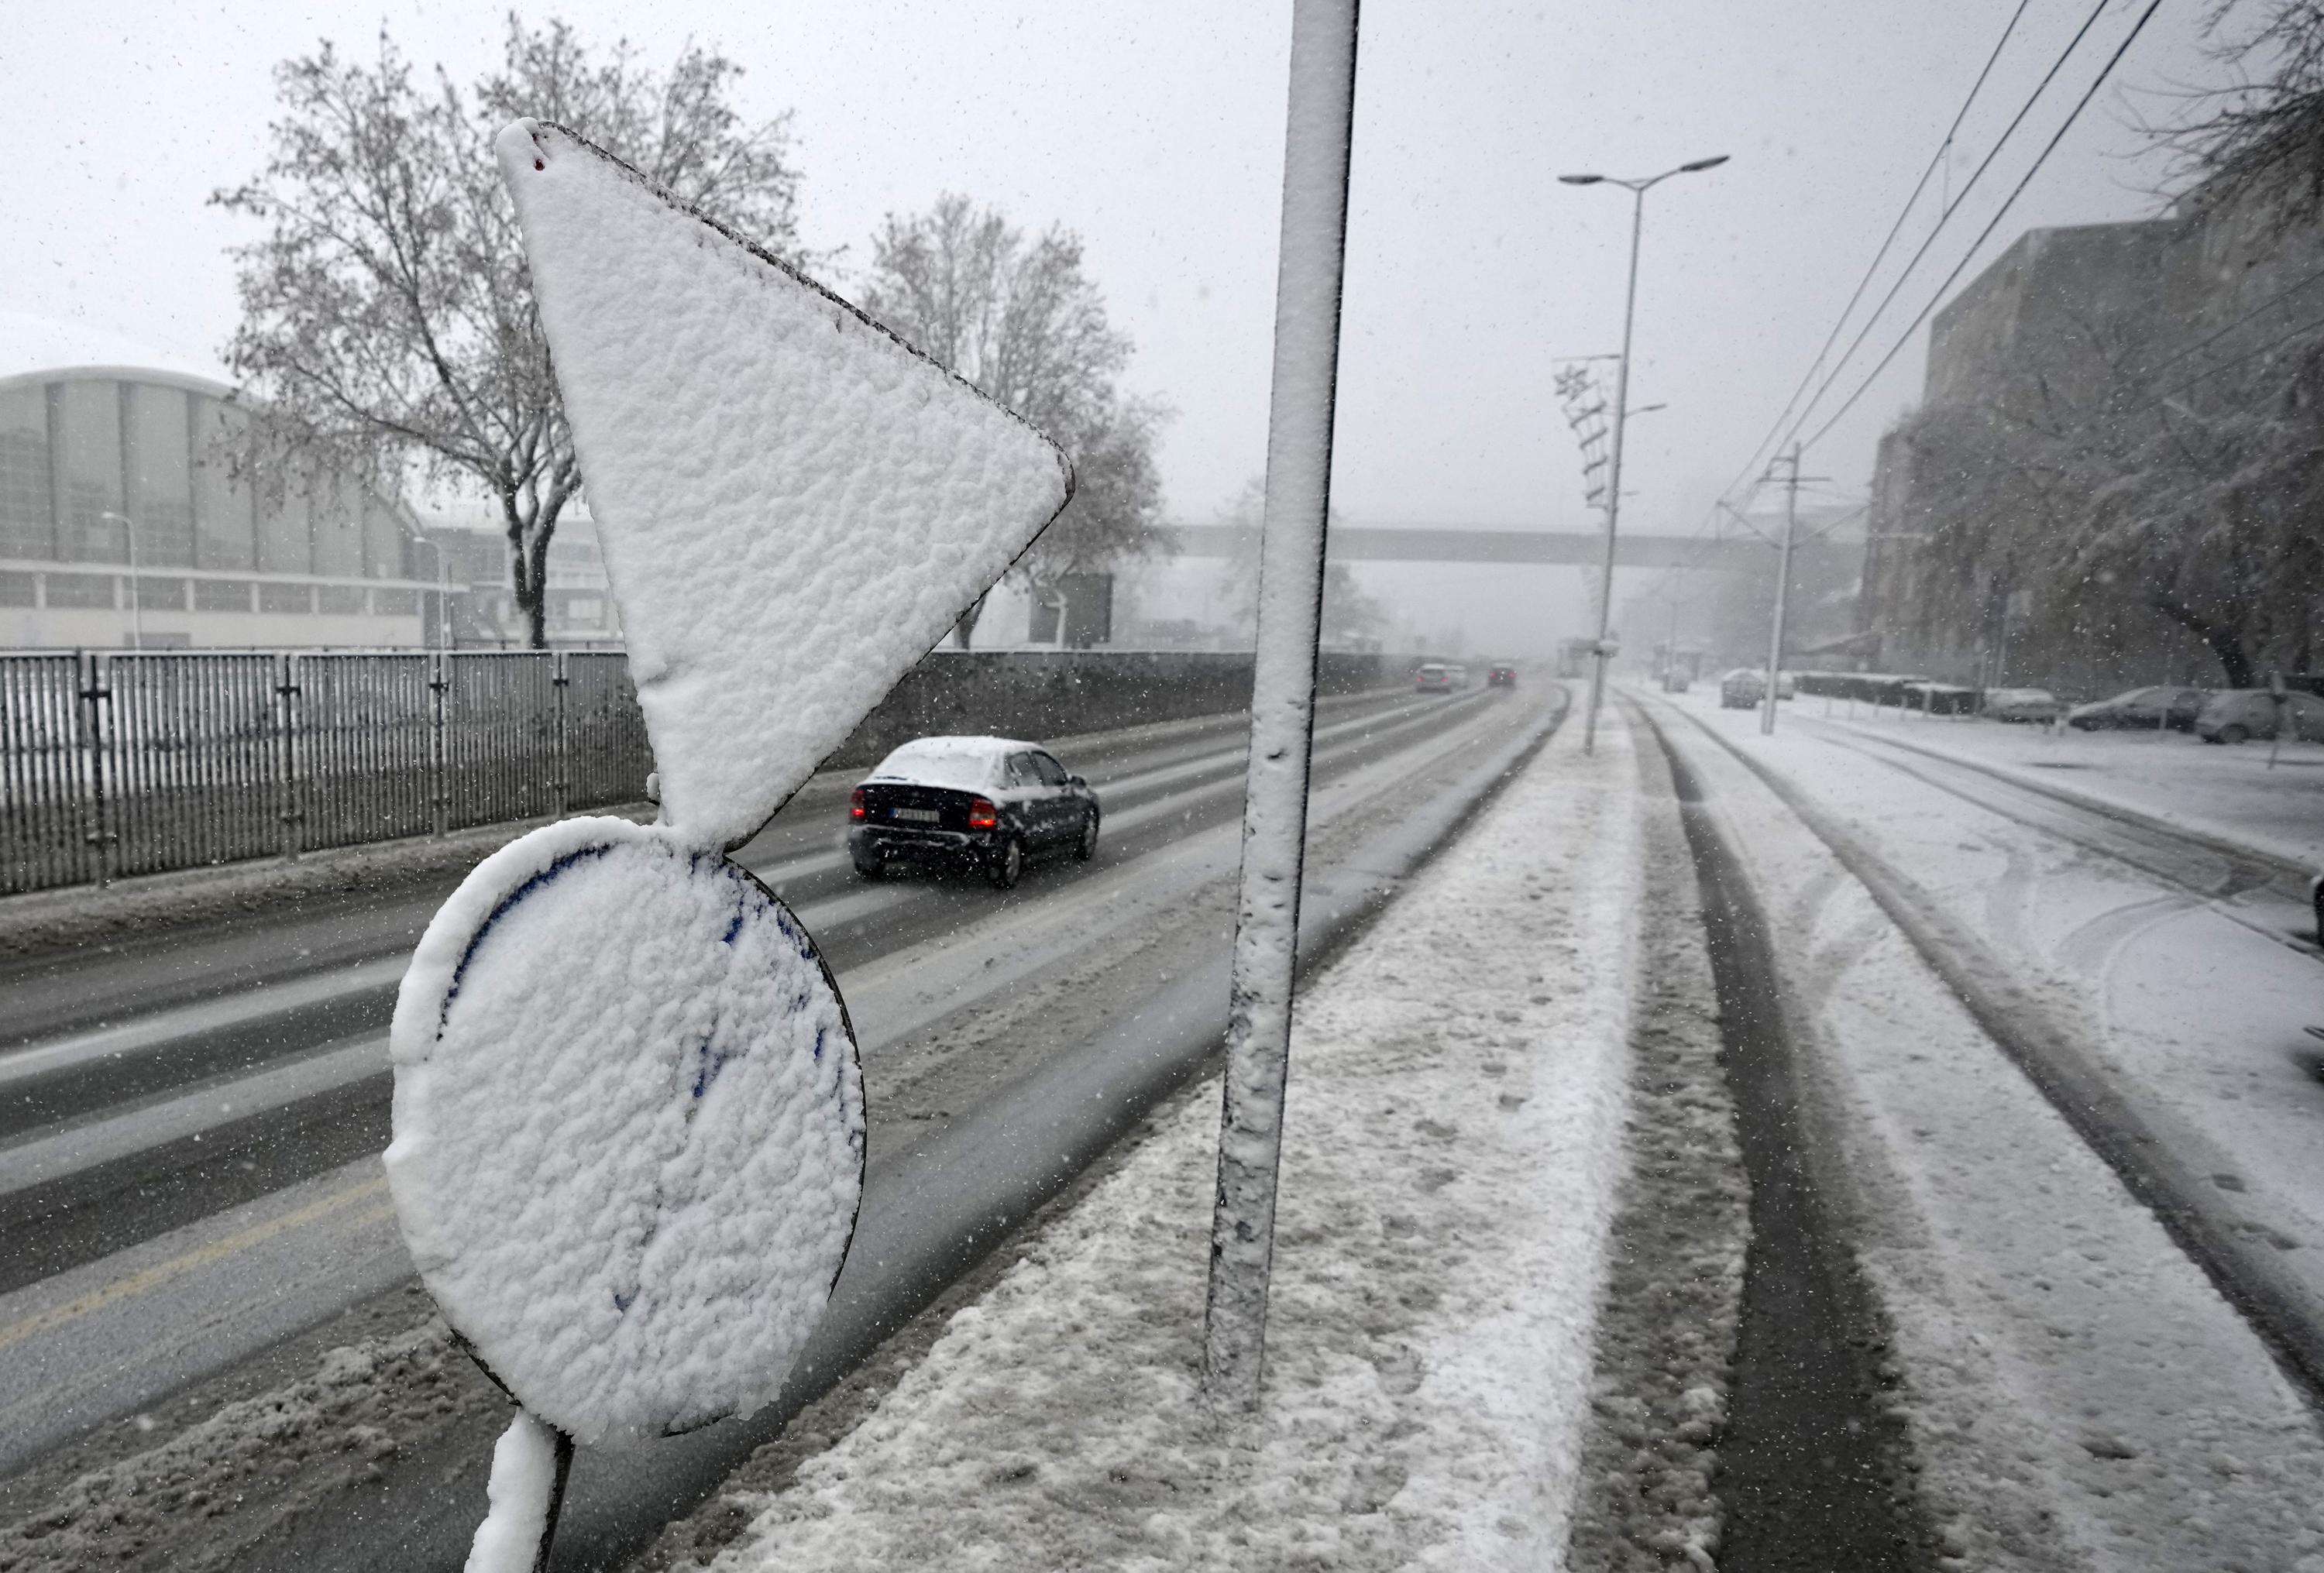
[848,736,1099,889]
[1775,670,1796,701]
[1982,687,2065,724]
[1415,662,1455,693]
[1661,669,1691,694]
[1487,665,1517,689]
[1719,668,1765,709]
[2066,685,2209,733]
[2197,689,2324,745]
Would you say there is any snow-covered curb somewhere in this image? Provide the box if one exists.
[656,706,1645,1571]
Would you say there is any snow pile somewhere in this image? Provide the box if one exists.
[497,119,1072,851]
[387,816,864,1447]
[0,1319,477,1573]
[677,714,1643,1571]
[465,1412,564,1573]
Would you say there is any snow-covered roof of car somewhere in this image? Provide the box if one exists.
[864,736,1045,791]
[877,734,1036,756]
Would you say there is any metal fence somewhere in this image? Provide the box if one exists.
[0,650,653,895]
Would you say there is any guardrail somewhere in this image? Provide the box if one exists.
[0,650,652,895]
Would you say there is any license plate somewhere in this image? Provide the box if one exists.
[891,807,941,823]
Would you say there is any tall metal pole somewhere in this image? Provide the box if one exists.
[1583,187,1645,755]
[103,511,143,651]
[1664,572,1682,684]
[1204,0,1360,1412]
[1760,445,1800,736]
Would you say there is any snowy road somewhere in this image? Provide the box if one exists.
[1640,688,2324,1569]
[0,682,1552,1568]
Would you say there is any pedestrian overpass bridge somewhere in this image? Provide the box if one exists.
[1164,524,1853,571]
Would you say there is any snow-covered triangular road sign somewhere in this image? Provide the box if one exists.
[497,118,1073,850]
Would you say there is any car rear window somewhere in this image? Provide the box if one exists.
[870,740,1002,791]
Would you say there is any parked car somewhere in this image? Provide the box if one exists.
[848,736,1099,889]
[2196,689,2324,745]
[2066,685,2209,732]
[1487,665,1518,689]
[1898,680,1980,716]
[1719,668,1765,709]
[1981,687,2065,724]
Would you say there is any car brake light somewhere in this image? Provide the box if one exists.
[849,788,865,822]
[968,796,999,830]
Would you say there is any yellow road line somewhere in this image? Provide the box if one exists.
[0,1175,394,1355]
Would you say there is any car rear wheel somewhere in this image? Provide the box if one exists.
[988,836,1023,890]
[2221,723,2250,745]
[1074,809,1099,861]
[851,849,884,880]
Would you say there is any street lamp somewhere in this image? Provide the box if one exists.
[98,510,143,651]
[1559,154,1728,754]
[418,537,456,650]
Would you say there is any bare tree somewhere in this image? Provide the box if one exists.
[1893,320,2324,689]
[1209,476,1384,649]
[213,17,805,647]
[2161,2,2324,225]
[861,194,1171,647]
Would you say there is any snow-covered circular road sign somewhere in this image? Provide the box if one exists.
[384,816,864,1447]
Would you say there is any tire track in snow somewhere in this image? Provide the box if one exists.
[1658,696,2324,1415]
[1631,702,1938,1573]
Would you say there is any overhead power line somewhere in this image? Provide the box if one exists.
[2140,259,2324,378]
[1719,0,2035,504]
[1773,0,2126,462]
[1796,0,2164,454]
[2144,302,2324,408]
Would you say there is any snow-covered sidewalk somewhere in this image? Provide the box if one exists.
[1786,692,2324,868]
[658,708,1647,1571]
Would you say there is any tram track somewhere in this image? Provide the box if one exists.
[1645,691,2324,1416]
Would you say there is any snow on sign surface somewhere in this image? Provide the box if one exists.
[385,816,865,1447]
[496,118,1074,852]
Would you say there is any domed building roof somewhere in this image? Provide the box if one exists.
[0,308,235,394]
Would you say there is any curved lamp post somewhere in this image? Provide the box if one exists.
[98,510,143,651]
[1558,154,1728,754]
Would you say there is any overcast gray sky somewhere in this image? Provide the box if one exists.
[4,1,2217,653]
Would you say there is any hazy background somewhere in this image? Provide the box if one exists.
[2,1,2214,655]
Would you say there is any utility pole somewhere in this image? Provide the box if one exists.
[1759,445,1825,737]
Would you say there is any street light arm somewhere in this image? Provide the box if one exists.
[1561,155,1731,194]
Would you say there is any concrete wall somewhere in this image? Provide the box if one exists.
[1925,221,2182,410]
[824,648,1411,770]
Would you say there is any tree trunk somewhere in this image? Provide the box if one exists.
[2152,596,2253,687]
[952,589,988,651]
[500,487,566,651]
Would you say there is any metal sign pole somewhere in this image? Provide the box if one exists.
[1203,0,1360,1413]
